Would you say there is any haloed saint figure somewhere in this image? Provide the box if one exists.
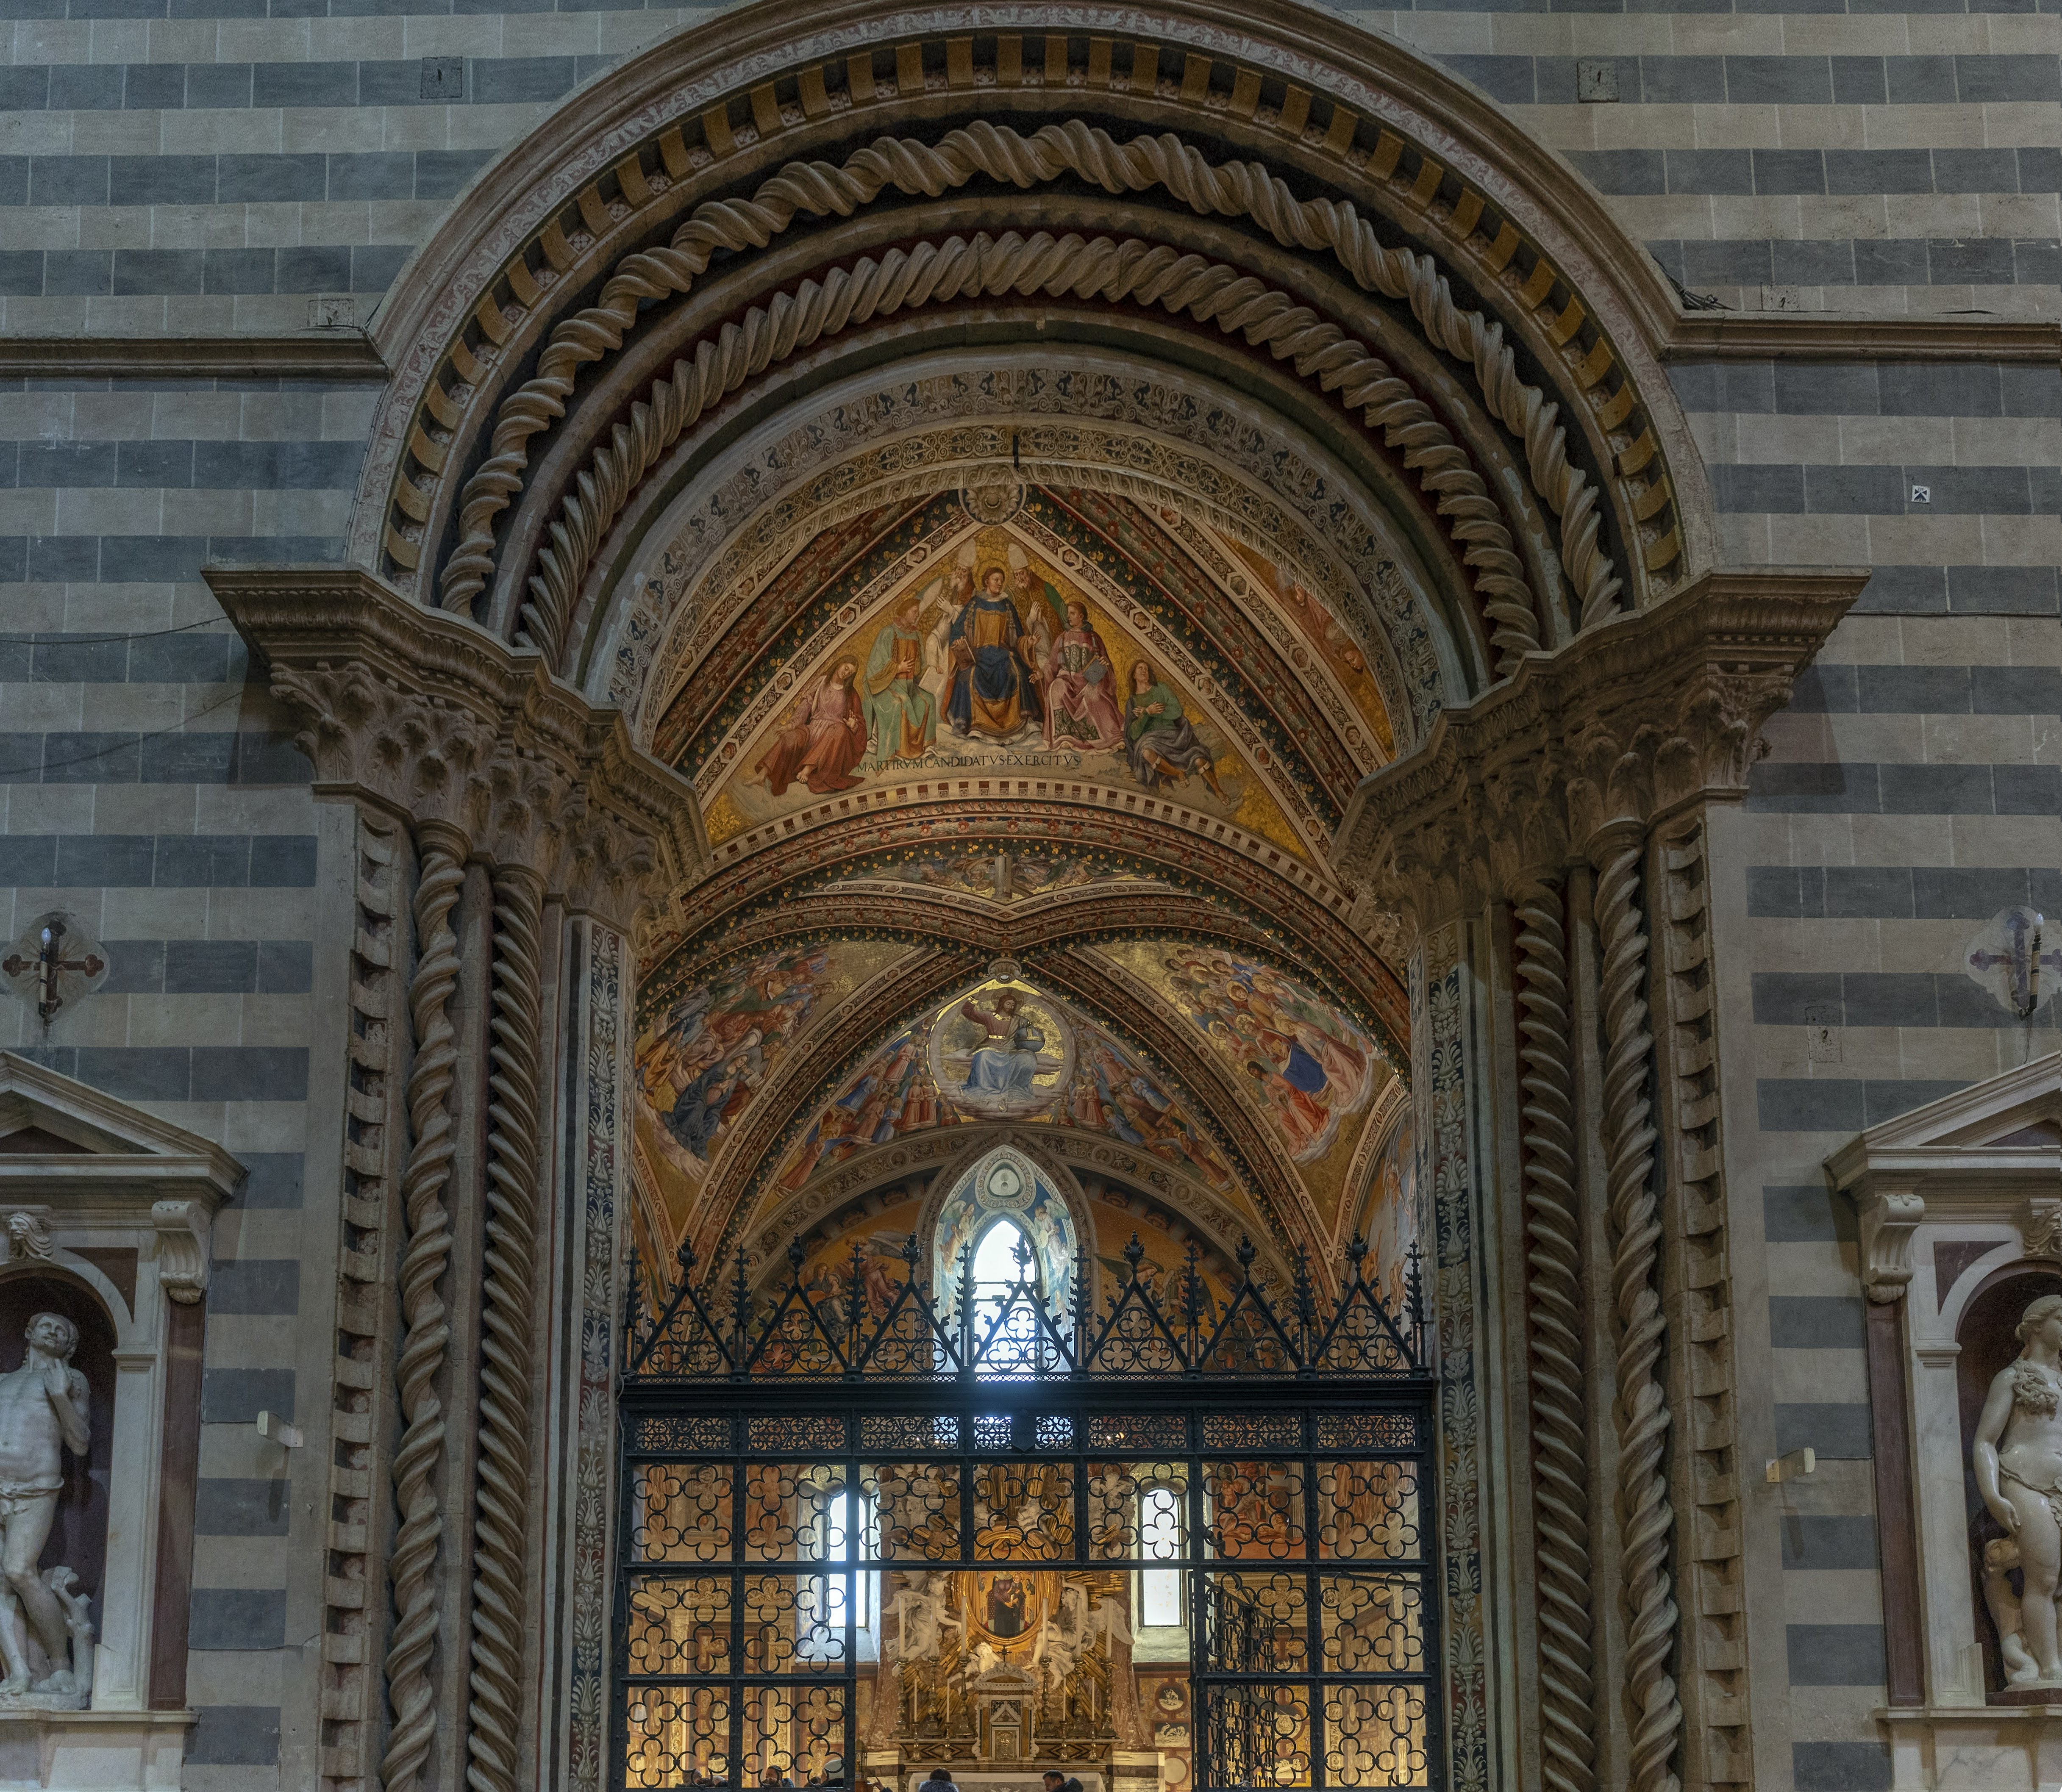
[946,565,1043,741]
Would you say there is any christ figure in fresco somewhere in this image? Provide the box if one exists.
[861,598,938,768]
[753,660,868,795]
[1042,600,1124,749]
[944,565,1043,741]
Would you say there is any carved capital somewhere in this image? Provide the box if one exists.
[152,1197,212,1304]
[207,566,703,932]
[1858,1188,1928,1303]
[1332,567,1867,924]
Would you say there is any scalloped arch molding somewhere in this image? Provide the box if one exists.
[352,0,1718,721]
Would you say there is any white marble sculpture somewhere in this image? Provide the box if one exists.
[886,1571,962,1661]
[1974,1293,2062,1689]
[0,1313,93,1706]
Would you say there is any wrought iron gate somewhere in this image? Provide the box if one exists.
[615,1237,1440,1790]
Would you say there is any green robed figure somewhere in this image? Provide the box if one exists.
[862,597,939,768]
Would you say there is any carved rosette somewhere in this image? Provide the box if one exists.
[206,567,704,932]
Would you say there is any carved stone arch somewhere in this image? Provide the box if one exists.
[605,350,1456,751]
[0,1253,131,1337]
[493,242,1566,692]
[746,1126,1273,1290]
[1343,1075,1412,1251]
[772,1140,1279,1290]
[351,0,1715,660]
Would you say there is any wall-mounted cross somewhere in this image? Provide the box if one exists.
[2,919,105,1024]
[1969,910,2062,1020]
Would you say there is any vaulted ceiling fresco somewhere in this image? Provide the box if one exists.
[628,466,1420,1297]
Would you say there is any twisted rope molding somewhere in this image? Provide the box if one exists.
[433,119,1628,635]
[516,229,1540,679]
[382,831,464,1792]
[1592,832,1683,1792]
[467,867,546,1792]
[1513,889,1596,1792]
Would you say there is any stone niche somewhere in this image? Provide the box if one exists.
[0,1053,241,1792]
[1833,1051,2062,1789]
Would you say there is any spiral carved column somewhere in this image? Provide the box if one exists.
[1590,825,1682,1792]
[1513,888,1596,1792]
[467,865,547,1792]
[383,824,467,1792]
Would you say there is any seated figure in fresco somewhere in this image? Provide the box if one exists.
[862,598,939,769]
[1974,1293,2062,1686]
[753,660,868,795]
[960,995,1044,1100]
[944,565,1042,741]
[1122,660,1226,799]
[1042,601,1124,750]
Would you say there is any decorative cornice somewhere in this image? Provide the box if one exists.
[4,311,2045,387]
[0,334,389,380]
[1664,314,2061,364]
[1330,565,1868,922]
[206,566,703,929]
[1827,1050,2062,1302]
[0,1050,247,1210]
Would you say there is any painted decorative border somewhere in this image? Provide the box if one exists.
[567,921,626,1792]
[1423,922,1487,1791]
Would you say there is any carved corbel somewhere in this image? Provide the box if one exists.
[1857,1188,1927,1302]
[0,1208,55,1265]
[152,1197,213,1303]
[2020,1197,2062,1262]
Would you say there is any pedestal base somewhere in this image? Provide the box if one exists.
[0,1709,190,1792]
[1879,1703,2062,1790]
[902,1771,1107,1792]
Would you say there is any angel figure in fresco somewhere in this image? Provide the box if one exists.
[1123,660,1227,799]
[861,597,940,769]
[753,660,868,795]
[1042,600,1125,749]
[944,564,1044,741]
[1013,557,1061,709]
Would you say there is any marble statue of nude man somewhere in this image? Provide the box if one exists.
[0,1313,89,1694]
[1974,1293,2062,1685]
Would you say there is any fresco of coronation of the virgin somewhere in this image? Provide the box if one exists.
[697,526,1319,857]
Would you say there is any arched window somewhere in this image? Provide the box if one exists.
[969,1217,1039,1375]
[1139,1483,1185,1628]
[931,1148,1078,1360]
[971,1217,1031,1297]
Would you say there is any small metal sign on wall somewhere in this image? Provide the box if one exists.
[614,1236,1441,1790]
